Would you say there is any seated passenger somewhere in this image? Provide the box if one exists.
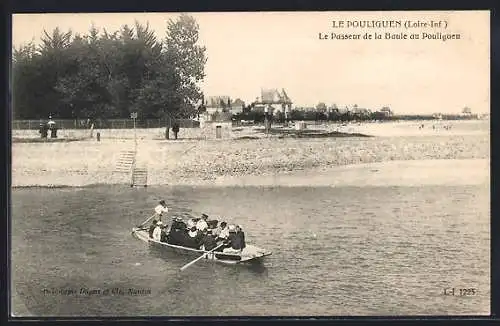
[184,226,200,248]
[152,221,163,241]
[168,227,186,246]
[171,217,187,231]
[186,218,196,231]
[160,223,168,243]
[149,220,158,238]
[201,229,218,251]
[224,224,244,251]
[196,213,209,232]
[236,225,246,249]
[207,219,218,230]
[216,222,229,241]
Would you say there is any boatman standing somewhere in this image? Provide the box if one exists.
[154,200,169,222]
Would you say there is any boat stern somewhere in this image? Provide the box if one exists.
[241,245,272,262]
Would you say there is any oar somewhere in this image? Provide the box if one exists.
[180,243,225,271]
[137,214,156,228]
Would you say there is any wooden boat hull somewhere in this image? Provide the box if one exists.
[131,228,272,265]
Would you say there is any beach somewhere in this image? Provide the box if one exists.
[12,121,489,188]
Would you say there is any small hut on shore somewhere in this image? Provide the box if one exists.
[200,111,233,139]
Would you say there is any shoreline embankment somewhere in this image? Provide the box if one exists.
[12,122,489,188]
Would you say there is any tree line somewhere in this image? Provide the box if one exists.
[234,110,396,123]
[12,14,207,123]
[233,110,476,123]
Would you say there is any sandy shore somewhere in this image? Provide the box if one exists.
[12,125,489,187]
[207,158,489,187]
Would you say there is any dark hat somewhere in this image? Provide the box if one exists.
[201,213,208,219]
[152,219,158,224]
[160,200,166,205]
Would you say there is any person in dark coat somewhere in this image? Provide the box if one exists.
[172,122,180,140]
[202,229,218,251]
[235,225,246,249]
[184,226,201,248]
[148,220,158,238]
[168,218,187,246]
[160,224,168,243]
[224,225,244,251]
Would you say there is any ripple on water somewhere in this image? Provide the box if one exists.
[11,181,490,316]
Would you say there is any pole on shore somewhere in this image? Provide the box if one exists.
[131,112,138,152]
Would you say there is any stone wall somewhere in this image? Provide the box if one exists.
[200,121,233,139]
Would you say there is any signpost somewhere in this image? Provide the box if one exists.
[131,112,138,151]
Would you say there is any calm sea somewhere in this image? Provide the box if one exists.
[11,174,489,316]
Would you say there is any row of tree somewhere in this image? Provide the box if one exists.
[12,15,207,121]
[233,110,479,123]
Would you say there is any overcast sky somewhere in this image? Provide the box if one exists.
[12,11,490,114]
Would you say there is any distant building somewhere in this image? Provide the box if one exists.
[231,98,245,114]
[253,88,293,116]
[205,95,231,114]
[461,107,472,116]
[379,107,393,117]
[204,95,246,116]
[352,106,370,115]
[337,106,350,114]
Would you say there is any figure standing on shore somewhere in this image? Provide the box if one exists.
[39,123,48,139]
[172,122,180,140]
[47,116,58,138]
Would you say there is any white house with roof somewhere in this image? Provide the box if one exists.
[252,88,293,116]
[379,107,393,117]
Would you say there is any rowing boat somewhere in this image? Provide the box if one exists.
[131,227,272,265]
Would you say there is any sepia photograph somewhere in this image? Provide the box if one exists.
[10,10,490,317]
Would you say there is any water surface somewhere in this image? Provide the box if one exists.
[11,174,489,316]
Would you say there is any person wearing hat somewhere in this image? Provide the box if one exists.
[216,222,229,241]
[184,225,202,248]
[224,224,244,252]
[47,116,58,138]
[152,221,164,241]
[154,200,169,222]
[186,218,196,230]
[196,213,209,232]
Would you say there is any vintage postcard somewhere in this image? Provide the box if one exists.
[10,11,490,317]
